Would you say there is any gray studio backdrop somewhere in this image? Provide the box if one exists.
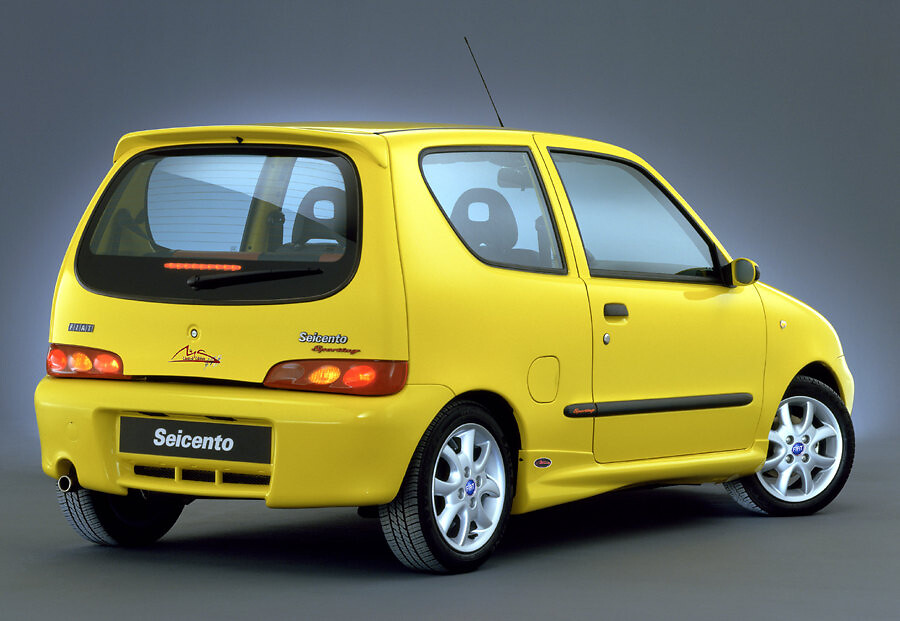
[1,1,897,469]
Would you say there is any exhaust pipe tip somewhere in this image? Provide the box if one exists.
[57,475,74,493]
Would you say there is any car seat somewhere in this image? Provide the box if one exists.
[291,186,347,260]
[449,188,541,267]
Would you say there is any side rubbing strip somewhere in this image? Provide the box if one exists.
[564,403,598,417]
[564,393,753,418]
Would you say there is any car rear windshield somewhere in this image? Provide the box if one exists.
[76,146,360,304]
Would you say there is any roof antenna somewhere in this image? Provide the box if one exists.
[464,36,504,127]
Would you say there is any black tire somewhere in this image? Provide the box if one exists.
[379,400,515,573]
[724,376,854,516]
[57,486,184,546]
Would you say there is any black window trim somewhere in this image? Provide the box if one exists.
[74,143,363,306]
[418,145,568,276]
[547,147,729,286]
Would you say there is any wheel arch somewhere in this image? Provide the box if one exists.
[450,390,522,456]
[794,362,843,402]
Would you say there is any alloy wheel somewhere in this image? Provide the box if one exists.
[756,396,843,502]
[431,423,506,552]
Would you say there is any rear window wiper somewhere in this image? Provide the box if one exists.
[187,267,323,290]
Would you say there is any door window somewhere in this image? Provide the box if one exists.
[550,151,717,280]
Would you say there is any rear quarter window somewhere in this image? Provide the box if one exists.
[420,149,565,273]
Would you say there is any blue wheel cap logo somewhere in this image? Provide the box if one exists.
[465,480,476,496]
[792,442,805,455]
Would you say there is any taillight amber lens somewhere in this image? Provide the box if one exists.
[308,365,342,385]
[263,360,407,396]
[46,344,128,379]
[70,351,92,372]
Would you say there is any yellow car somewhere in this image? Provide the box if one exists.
[36,122,855,573]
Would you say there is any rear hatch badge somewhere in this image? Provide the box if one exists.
[170,345,221,366]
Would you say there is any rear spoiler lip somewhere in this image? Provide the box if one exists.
[113,125,389,168]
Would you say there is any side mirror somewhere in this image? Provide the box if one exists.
[726,258,760,287]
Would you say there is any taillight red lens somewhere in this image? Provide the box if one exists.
[93,353,121,374]
[343,365,376,388]
[46,344,128,379]
[264,360,407,396]
[47,348,67,371]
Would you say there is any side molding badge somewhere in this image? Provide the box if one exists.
[534,457,552,469]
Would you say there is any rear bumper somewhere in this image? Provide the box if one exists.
[35,377,452,507]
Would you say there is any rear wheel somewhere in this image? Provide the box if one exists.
[379,400,514,573]
[57,485,184,546]
[724,376,854,516]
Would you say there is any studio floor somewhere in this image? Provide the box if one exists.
[3,436,897,620]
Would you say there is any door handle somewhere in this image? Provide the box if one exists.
[604,303,629,318]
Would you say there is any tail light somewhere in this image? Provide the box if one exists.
[264,360,407,396]
[46,344,128,379]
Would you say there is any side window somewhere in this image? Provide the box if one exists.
[550,151,716,279]
[421,150,564,272]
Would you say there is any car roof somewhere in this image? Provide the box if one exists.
[112,122,632,166]
[253,121,515,135]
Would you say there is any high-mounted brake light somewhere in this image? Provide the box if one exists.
[46,344,128,379]
[264,360,407,396]
[164,263,242,271]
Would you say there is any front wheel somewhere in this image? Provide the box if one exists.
[379,401,515,573]
[724,376,854,516]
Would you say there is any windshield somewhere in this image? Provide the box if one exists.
[76,146,360,303]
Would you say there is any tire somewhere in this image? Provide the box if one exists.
[724,376,854,516]
[379,400,515,573]
[57,485,184,546]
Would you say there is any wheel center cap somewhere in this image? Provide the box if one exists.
[792,442,805,455]
[465,479,476,496]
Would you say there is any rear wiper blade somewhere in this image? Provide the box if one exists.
[187,267,323,290]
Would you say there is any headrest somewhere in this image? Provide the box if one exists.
[449,188,517,254]
[293,186,347,244]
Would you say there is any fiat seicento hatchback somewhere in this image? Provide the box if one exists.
[36,122,855,573]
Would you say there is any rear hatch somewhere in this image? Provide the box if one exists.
[50,129,407,383]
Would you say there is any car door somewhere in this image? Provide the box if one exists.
[535,135,766,463]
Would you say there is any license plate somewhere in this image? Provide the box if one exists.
[119,416,272,464]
